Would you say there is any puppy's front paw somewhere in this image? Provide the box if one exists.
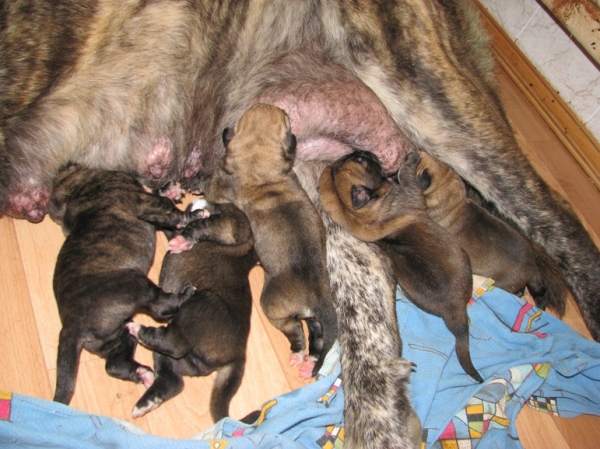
[158,181,185,202]
[168,235,194,253]
[126,322,142,338]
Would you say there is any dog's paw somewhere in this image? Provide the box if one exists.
[289,352,305,367]
[158,181,185,202]
[168,235,194,253]
[299,355,317,379]
[132,396,163,419]
[136,366,155,389]
[126,321,142,338]
[190,198,209,212]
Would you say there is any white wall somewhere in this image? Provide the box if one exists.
[477,0,600,142]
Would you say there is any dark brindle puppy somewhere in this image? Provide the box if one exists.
[206,104,338,378]
[49,164,201,405]
[320,151,483,383]
[127,202,256,422]
[416,151,568,313]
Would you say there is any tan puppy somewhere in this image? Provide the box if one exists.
[416,151,567,313]
[320,150,483,383]
[205,103,338,378]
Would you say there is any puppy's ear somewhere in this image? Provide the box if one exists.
[352,185,375,209]
[222,127,235,147]
[417,169,432,190]
[283,132,297,162]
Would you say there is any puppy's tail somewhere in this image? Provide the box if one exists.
[210,359,246,422]
[527,242,569,316]
[451,321,484,383]
[307,301,339,377]
[53,327,84,404]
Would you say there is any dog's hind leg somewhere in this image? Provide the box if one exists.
[259,277,309,366]
[103,333,154,388]
[210,359,246,422]
[305,301,339,377]
[53,327,84,404]
[132,353,184,419]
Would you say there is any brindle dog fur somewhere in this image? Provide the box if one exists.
[295,160,422,449]
[206,104,338,378]
[416,151,568,313]
[49,164,201,405]
[2,1,600,447]
[127,202,256,422]
[320,151,483,383]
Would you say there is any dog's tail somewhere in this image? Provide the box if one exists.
[307,300,339,377]
[450,318,484,384]
[53,327,84,404]
[210,359,246,422]
[527,242,569,316]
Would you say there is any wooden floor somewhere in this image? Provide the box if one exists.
[1,66,599,447]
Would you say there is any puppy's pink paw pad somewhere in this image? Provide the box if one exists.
[126,322,141,338]
[299,356,316,379]
[168,235,194,253]
[136,367,155,389]
[290,352,305,367]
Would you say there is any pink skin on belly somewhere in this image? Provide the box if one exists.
[258,76,411,175]
[5,77,410,221]
[5,179,50,223]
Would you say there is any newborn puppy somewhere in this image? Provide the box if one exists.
[127,202,257,421]
[49,164,201,405]
[320,151,483,383]
[205,103,338,378]
[416,152,567,314]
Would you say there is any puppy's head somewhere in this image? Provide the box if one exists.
[416,151,465,200]
[220,103,297,180]
[48,163,91,222]
[329,150,392,212]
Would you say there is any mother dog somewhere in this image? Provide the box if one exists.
[2,1,599,447]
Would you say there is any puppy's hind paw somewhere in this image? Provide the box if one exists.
[168,235,194,253]
[136,367,155,389]
[299,355,317,379]
[290,352,305,368]
[132,396,163,419]
[126,322,142,338]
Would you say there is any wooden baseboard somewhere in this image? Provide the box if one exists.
[475,2,600,189]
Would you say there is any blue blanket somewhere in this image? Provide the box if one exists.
[2,280,600,448]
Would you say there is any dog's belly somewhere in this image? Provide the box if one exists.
[0,0,424,222]
[3,66,411,222]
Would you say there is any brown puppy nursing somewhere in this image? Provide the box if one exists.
[205,104,338,378]
[127,202,256,422]
[320,151,483,383]
[49,164,201,405]
[416,152,568,314]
